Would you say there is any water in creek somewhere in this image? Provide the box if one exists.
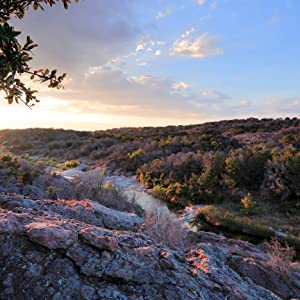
[107,174,198,230]
[60,167,198,230]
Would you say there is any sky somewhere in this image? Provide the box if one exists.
[1,0,300,130]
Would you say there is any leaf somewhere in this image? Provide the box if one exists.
[8,97,13,104]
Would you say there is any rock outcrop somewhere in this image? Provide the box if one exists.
[0,193,299,299]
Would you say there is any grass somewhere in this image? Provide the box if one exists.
[194,203,300,254]
[196,205,272,238]
[24,155,81,170]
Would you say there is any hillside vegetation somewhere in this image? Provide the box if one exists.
[2,118,299,203]
[1,118,299,245]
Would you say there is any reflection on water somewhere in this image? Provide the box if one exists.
[109,175,173,210]
[108,175,195,229]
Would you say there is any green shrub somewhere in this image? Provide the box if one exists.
[128,149,145,159]
[46,186,58,200]
[152,185,167,200]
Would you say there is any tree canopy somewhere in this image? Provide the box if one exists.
[0,0,78,107]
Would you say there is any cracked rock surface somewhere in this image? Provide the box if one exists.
[0,193,299,299]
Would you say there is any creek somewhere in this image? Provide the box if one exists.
[59,166,276,247]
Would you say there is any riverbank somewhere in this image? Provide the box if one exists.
[194,204,300,258]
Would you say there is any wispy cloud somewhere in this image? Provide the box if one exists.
[156,6,173,19]
[259,98,300,114]
[170,32,223,58]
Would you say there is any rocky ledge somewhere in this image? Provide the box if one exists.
[0,193,299,300]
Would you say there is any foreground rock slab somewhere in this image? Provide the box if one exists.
[0,193,298,299]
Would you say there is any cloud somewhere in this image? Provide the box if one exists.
[135,40,165,53]
[26,61,231,123]
[239,99,250,106]
[172,82,189,90]
[191,90,230,106]
[195,0,207,5]
[259,98,300,114]
[218,97,300,119]
[136,42,147,52]
[6,62,297,130]
[170,32,223,58]
[182,28,195,38]
[12,0,142,73]
[133,39,164,62]
[156,6,173,19]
